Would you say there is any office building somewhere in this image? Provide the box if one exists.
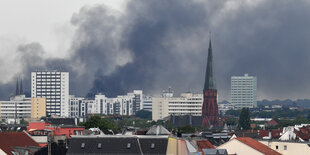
[152,93,203,121]
[31,71,69,117]
[231,74,257,109]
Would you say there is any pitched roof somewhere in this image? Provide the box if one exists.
[67,136,168,155]
[146,125,170,135]
[235,137,281,155]
[268,119,279,126]
[169,115,203,127]
[0,131,40,155]
[197,140,215,153]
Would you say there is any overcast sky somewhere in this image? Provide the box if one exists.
[1,0,310,101]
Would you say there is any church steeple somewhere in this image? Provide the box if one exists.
[204,36,216,90]
[20,79,23,95]
[15,79,19,95]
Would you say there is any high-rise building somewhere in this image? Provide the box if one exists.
[201,38,220,128]
[31,71,69,117]
[231,74,257,109]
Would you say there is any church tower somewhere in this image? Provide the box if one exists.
[201,37,219,128]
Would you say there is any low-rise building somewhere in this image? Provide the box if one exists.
[0,95,46,124]
[260,140,310,155]
[152,93,203,121]
[217,137,281,155]
[0,131,41,155]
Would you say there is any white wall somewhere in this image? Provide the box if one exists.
[217,139,264,155]
[260,140,310,155]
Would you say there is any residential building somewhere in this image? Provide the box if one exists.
[67,135,169,155]
[0,95,31,124]
[217,137,281,155]
[0,131,41,155]
[218,102,234,115]
[31,71,69,117]
[68,90,143,117]
[152,93,203,121]
[142,95,152,111]
[260,140,310,155]
[31,97,46,119]
[69,95,85,117]
[231,73,257,109]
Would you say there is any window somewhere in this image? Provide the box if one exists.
[98,143,102,149]
[284,145,287,150]
[151,143,155,149]
[127,143,131,149]
[81,143,85,149]
[276,145,278,150]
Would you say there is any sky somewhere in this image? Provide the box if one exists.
[0,0,310,101]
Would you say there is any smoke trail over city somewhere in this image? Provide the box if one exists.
[1,0,310,100]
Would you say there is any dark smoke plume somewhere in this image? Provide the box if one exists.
[1,0,310,101]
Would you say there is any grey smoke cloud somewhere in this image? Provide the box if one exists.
[1,0,310,101]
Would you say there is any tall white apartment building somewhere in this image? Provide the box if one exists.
[152,93,203,121]
[231,73,257,109]
[31,71,69,117]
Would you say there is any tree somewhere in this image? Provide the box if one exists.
[177,125,196,133]
[238,108,251,130]
[135,110,152,120]
[20,118,28,125]
[82,115,119,131]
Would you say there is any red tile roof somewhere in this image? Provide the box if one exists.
[268,119,279,126]
[197,140,215,154]
[0,131,40,155]
[236,137,281,155]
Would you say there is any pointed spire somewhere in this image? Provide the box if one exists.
[20,79,23,95]
[15,79,19,96]
[204,33,216,90]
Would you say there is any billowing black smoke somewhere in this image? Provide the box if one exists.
[1,0,310,100]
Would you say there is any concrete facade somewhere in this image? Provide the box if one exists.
[231,74,257,109]
[0,95,31,124]
[142,95,152,111]
[152,93,202,121]
[31,98,46,119]
[260,140,310,155]
[69,90,143,117]
[217,139,264,155]
[31,71,69,117]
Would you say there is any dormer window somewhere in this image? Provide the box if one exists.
[127,143,131,149]
[81,143,85,149]
[98,143,102,149]
[151,143,155,149]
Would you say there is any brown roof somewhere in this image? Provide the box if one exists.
[0,131,40,155]
[197,140,215,154]
[236,137,281,155]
